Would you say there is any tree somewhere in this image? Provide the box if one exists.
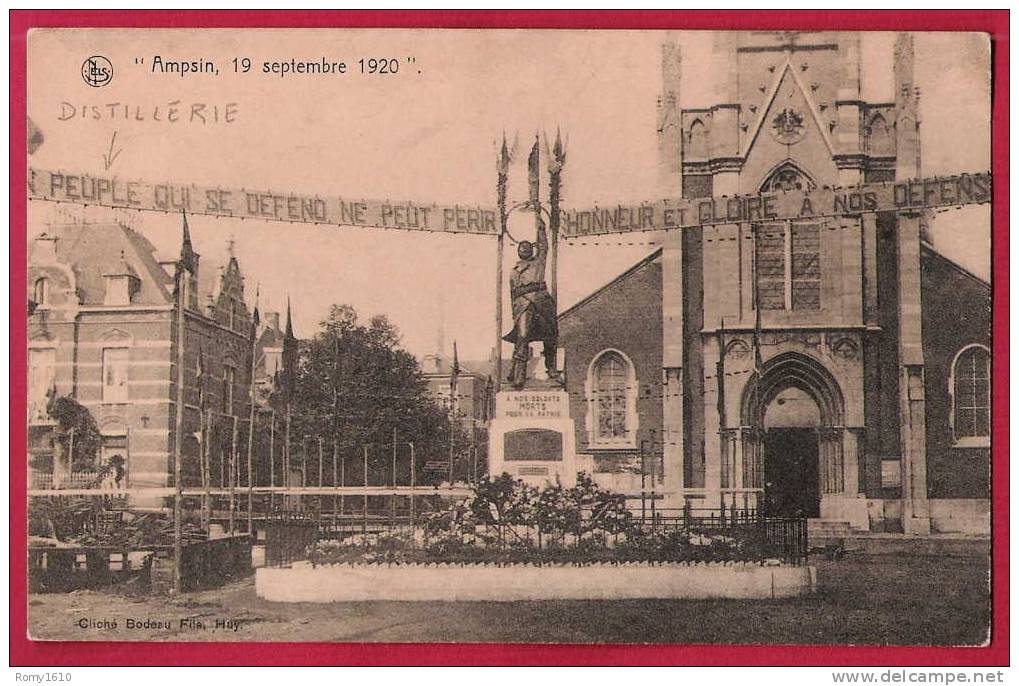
[272,304,465,486]
[45,396,102,472]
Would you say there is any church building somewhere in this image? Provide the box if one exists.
[557,32,990,535]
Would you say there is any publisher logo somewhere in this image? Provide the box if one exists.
[82,56,113,87]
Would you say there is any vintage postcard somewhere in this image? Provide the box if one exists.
[19,23,997,653]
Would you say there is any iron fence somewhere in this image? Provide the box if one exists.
[262,505,808,568]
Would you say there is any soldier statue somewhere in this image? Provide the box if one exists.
[503,217,562,389]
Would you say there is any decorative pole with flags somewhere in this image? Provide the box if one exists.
[196,345,210,528]
[545,129,566,307]
[245,286,260,534]
[172,210,197,594]
[750,223,765,513]
[448,341,461,483]
[495,134,511,392]
[281,297,298,507]
[332,332,342,518]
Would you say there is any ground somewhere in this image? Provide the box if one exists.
[27,544,991,645]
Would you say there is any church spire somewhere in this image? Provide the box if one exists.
[178,211,199,274]
[657,32,682,197]
[284,296,294,340]
[894,32,921,180]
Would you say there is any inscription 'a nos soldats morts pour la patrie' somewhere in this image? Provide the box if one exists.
[28,167,990,236]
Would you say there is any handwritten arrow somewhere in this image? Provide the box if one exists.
[102,131,123,171]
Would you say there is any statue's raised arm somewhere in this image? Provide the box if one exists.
[535,216,548,263]
[502,215,562,389]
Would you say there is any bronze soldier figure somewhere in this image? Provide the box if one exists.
[503,217,561,389]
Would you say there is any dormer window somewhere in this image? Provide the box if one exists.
[103,252,140,306]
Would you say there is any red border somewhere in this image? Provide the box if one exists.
[9,10,1008,667]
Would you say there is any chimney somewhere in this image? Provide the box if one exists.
[33,234,58,265]
[264,311,281,332]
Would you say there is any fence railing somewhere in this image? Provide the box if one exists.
[30,469,126,491]
[263,506,808,568]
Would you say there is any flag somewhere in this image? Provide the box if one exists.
[450,341,461,394]
[717,319,726,428]
[250,285,261,341]
[194,346,206,444]
[527,135,540,209]
[750,224,764,428]
[196,346,206,410]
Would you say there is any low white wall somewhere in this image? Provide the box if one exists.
[930,499,990,535]
[256,562,817,602]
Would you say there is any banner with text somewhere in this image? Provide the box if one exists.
[29,167,500,234]
[28,168,990,236]
[561,172,991,237]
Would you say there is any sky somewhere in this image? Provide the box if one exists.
[27,30,991,362]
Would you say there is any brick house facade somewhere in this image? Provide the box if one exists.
[27,218,259,503]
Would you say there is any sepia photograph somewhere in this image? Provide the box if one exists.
[16,18,999,659]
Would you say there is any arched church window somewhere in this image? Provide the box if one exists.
[866,113,894,156]
[687,119,708,159]
[754,221,821,311]
[760,163,815,193]
[590,350,636,446]
[952,345,990,444]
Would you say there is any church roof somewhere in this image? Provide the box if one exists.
[921,241,991,289]
[558,248,663,321]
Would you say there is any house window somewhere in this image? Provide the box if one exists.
[29,348,56,420]
[754,221,821,311]
[33,277,49,306]
[952,345,990,444]
[102,348,129,403]
[222,366,236,413]
[588,350,637,447]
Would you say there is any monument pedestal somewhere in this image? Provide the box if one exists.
[488,385,577,487]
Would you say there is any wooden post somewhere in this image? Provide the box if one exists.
[229,415,238,533]
[301,436,308,494]
[202,409,211,528]
[391,427,397,526]
[409,442,416,530]
[246,357,258,535]
[268,410,275,512]
[362,444,369,537]
[447,421,455,484]
[171,248,188,594]
[284,404,291,510]
[318,437,324,513]
[332,440,338,517]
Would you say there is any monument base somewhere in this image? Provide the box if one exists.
[488,388,577,488]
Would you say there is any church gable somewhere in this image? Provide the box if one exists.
[741,64,839,190]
